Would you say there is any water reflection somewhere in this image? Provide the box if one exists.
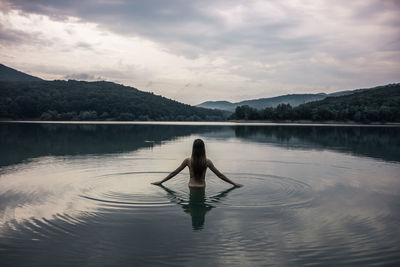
[1,123,400,169]
[1,123,399,170]
[233,125,400,162]
[159,185,237,230]
[0,123,226,167]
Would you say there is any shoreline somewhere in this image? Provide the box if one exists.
[1,119,399,127]
[228,119,400,126]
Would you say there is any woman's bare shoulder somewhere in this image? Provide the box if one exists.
[206,158,213,166]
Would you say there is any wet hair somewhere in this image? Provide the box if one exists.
[191,139,207,177]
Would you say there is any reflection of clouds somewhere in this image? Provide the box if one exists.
[198,136,400,263]
[210,183,399,264]
[0,158,95,229]
[0,156,161,227]
[285,185,399,263]
[202,136,400,194]
[0,139,198,233]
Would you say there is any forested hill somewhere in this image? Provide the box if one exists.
[229,83,400,122]
[0,80,226,121]
[0,64,42,81]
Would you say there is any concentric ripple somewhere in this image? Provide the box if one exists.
[79,171,313,210]
[80,172,175,209]
[207,172,314,208]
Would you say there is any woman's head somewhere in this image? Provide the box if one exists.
[192,139,206,159]
[191,139,207,176]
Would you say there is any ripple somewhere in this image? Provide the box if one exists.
[210,173,314,208]
[79,171,313,210]
[80,195,172,207]
[80,172,176,209]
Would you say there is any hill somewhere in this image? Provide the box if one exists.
[197,89,369,111]
[0,80,226,121]
[0,64,42,81]
[229,83,400,122]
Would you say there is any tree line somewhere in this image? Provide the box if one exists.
[229,84,400,122]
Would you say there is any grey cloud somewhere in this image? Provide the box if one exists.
[2,0,308,56]
[0,28,27,44]
[64,73,104,81]
[4,0,399,63]
[7,62,138,84]
[1,0,399,101]
[351,0,400,21]
[75,41,94,50]
[0,23,52,46]
[3,0,399,54]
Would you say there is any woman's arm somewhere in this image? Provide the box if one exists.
[207,159,243,187]
[151,158,189,185]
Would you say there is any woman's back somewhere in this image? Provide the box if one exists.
[187,157,207,187]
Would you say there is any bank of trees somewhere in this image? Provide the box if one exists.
[0,80,226,121]
[229,84,400,122]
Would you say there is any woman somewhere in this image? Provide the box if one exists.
[151,139,243,188]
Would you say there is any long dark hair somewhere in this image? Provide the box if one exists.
[191,139,207,177]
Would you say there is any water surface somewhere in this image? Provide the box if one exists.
[0,122,399,266]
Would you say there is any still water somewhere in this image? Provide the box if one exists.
[0,122,399,266]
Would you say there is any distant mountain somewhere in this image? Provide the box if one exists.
[327,88,368,97]
[197,89,369,111]
[198,101,236,111]
[237,93,327,110]
[0,64,42,81]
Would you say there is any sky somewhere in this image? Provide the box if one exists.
[0,0,399,105]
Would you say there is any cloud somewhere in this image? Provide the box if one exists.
[0,24,29,43]
[0,19,53,47]
[75,41,94,50]
[2,0,309,57]
[0,0,399,104]
[64,73,104,81]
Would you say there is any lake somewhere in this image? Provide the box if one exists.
[0,122,399,266]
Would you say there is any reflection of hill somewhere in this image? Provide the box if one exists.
[233,126,400,162]
[0,123,225,167]
[1,123,398,168]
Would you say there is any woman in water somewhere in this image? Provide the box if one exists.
[151,139,243,188]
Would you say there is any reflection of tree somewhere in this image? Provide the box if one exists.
[2,122,398,169]
[233,126,400,162]
[0,123,225,167]
[159,185,237,230]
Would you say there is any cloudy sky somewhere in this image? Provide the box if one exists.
[0,0,399,104]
